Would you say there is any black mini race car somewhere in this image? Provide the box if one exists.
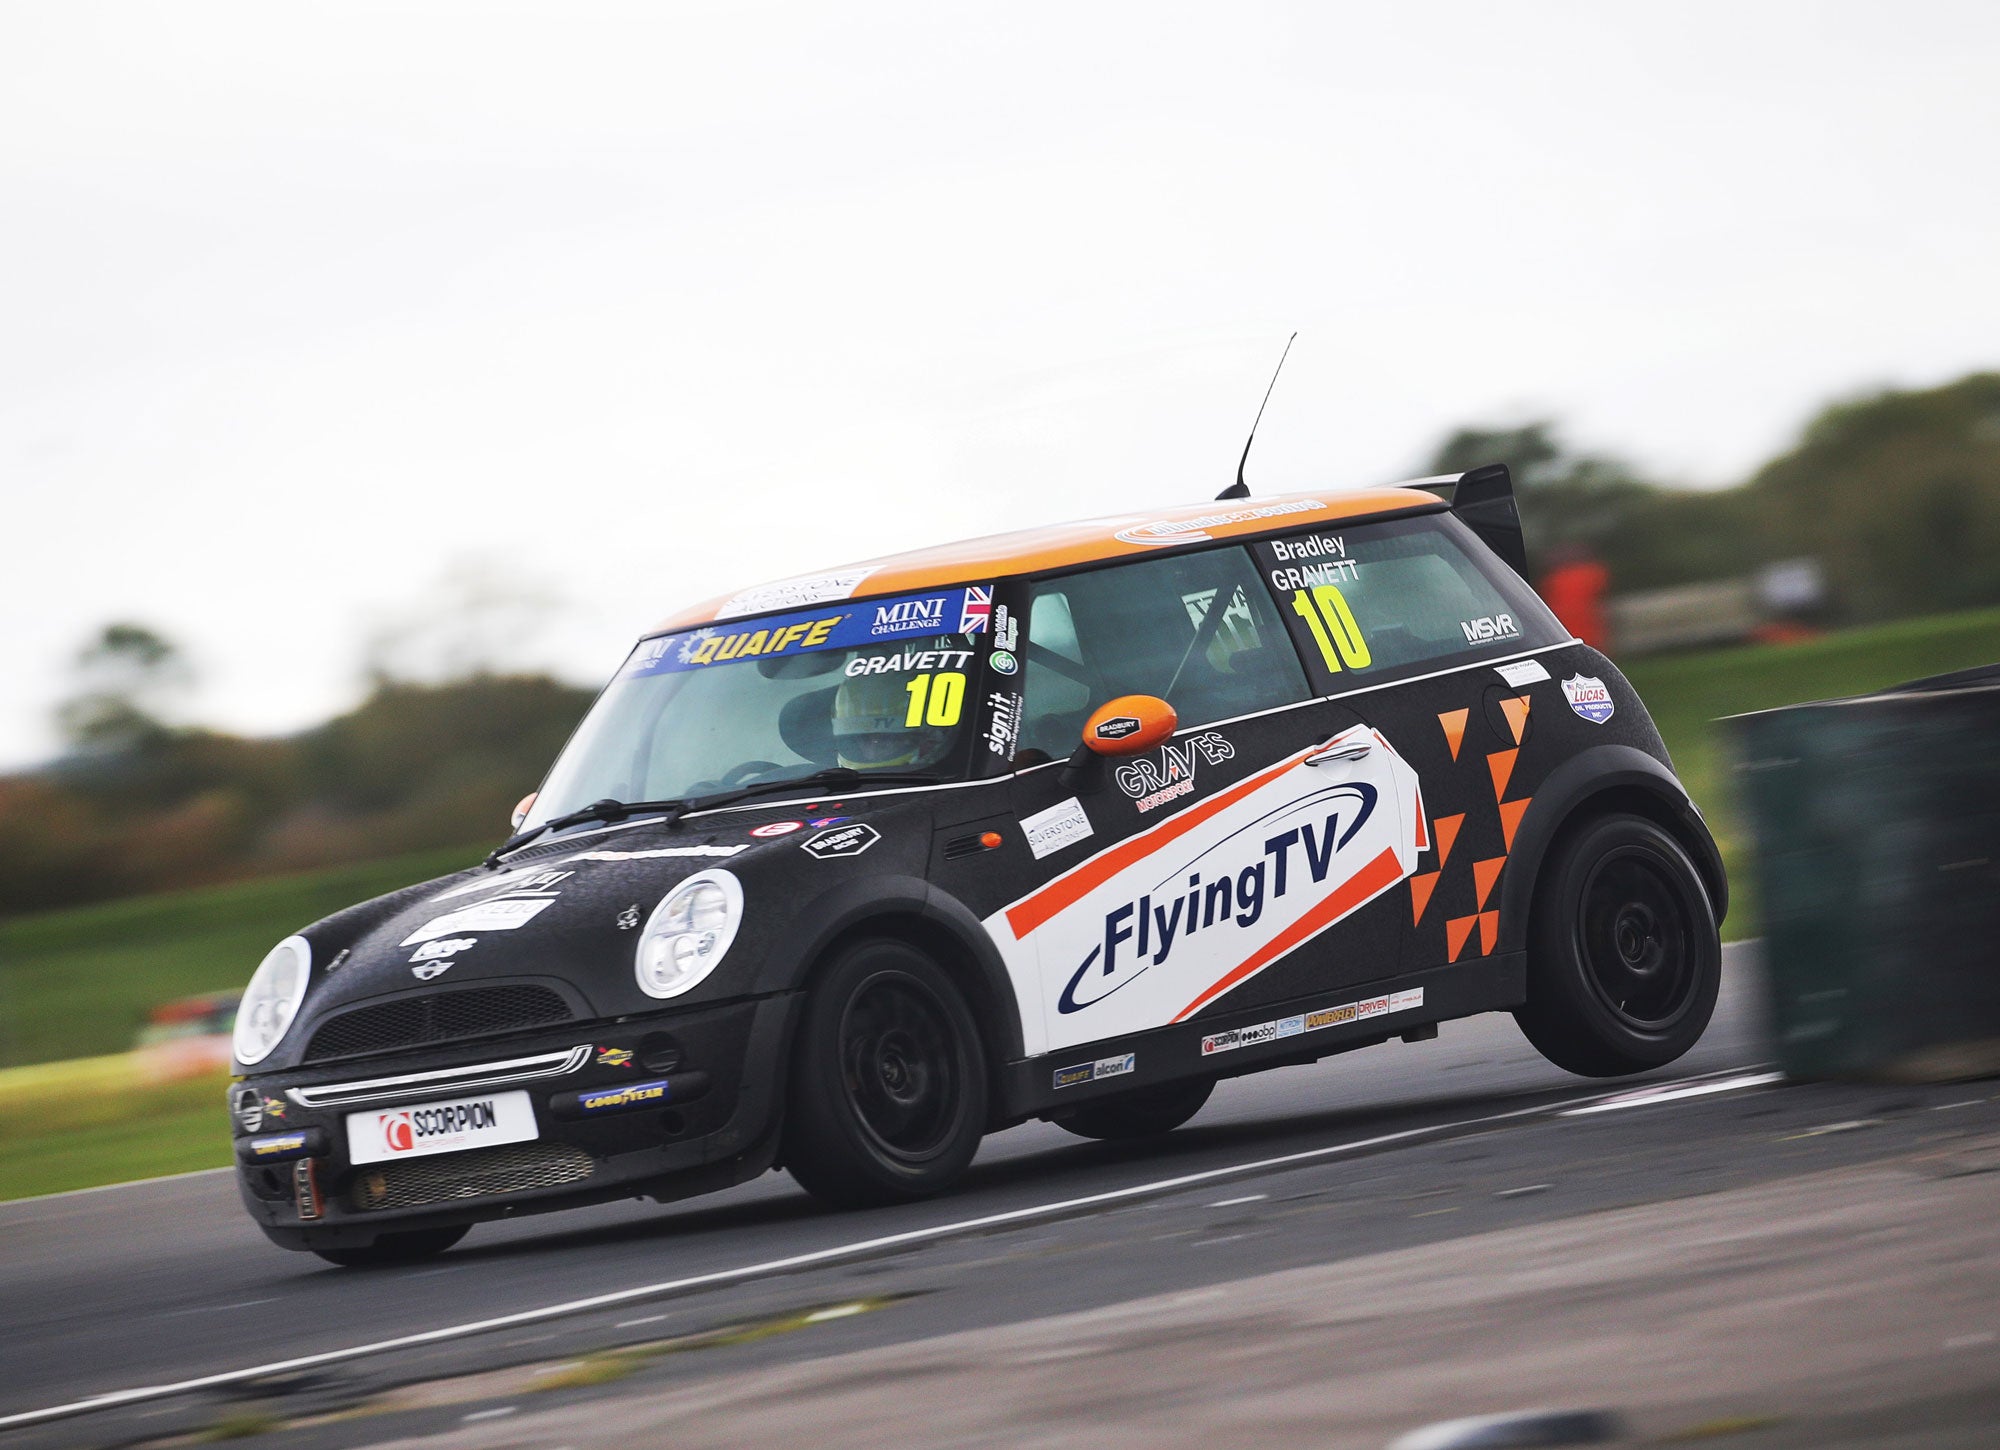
[228,467,1724,1265]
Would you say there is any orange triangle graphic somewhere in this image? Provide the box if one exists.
[1487,748,1517,801]
[1410,872,1439,925]
[1478,910,1500,955]
[1445,914,1479,963]
[1433,814,1464,868]
[1499,797,1531,851]
[1438,708,1469,762]
[1473,857,1506,910]
[1500,695,1532,744]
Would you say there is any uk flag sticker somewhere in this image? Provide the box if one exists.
[1561,674,1615,724]
[959,586,993,634]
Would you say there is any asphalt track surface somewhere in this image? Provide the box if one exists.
[5,942,1998,1448]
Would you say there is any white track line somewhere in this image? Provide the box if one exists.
[1558,1071,1784,1116]
[0,1065,1781,1431]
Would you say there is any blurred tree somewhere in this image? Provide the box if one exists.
[56,622,188,756]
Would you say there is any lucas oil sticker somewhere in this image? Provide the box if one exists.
[985,725,1428,1056]
[1562,674,1615,724]
[623,585,997,677]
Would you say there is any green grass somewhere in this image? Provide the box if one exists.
[0,845,481,1069]
[1624,605,2000,937]
[0,1054,235,1200]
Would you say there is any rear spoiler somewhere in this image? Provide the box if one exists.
[1426,463,1528,579]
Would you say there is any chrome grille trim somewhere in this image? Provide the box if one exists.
[286,1045,592,1108]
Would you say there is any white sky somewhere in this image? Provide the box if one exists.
[5,1,1999,768]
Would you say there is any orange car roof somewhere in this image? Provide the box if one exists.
[652,484,1446,633]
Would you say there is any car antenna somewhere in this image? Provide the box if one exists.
[1215,331,1296,501]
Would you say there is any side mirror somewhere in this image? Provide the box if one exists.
[1082,695,1178,756]
[511,792,538,831]
[1061,696,1177,791]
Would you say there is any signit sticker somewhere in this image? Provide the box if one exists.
[1022,797,1093,860]
[1561,674,1615,724]
[1052,1053,1136,1089]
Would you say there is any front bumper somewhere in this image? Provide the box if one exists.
[232,992,800,1251]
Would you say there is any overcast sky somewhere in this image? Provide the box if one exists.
[5,1,1999,768]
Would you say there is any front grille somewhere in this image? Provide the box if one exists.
[348,1142,596,1212]
[303,986,574,1062]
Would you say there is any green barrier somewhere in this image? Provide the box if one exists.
[1731,665,2000,1081]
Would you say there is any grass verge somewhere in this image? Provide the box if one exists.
[0,1054,233,1201]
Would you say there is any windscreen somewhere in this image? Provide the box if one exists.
[523,587,994,828]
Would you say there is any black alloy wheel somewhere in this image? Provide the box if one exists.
[1514,812,1720,1078]
[784,939,988,1208]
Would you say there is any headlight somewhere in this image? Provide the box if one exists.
[635,869,743,999]
[233,936,311,1066]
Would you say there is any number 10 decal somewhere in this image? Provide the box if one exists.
[1290,586,1371,672]
[903,672,967,727]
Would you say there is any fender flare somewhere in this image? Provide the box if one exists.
[744,873,1026,1064]
[1496,744,1728,952]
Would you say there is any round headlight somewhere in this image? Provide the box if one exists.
[233,935,312,1067]
[636,870,743,999]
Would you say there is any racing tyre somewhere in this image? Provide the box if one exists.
[784,939,989,1208]
[312,1224,468,1268]
[1515,812,1721,1077]
[1055,1078,1214,1141]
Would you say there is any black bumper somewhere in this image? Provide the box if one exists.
[232,992,801,1252]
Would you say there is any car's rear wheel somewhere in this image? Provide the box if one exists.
[783,938,988,1208]
[1054,1078,1214,1140]
[1514,812,1721,1077]
[312,1224,468,1268]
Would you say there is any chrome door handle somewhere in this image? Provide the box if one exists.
[1305,742,1372,767]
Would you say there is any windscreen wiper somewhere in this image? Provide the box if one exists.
[485,797,691,868]
[682,767,945,816]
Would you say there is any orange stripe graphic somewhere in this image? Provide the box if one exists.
[1172,846,1404,1021]
[1437,708,1469,761]
[1478,910,1500,955]
[1445,913,1479,962]
[1487,748,1517,801]
[1433,813,1464,868]
[1410,871,1439,925]
[1004,744,1318,940]
[1499,797,1530,851]
[1473,857,1505,910]
[1500,695,1531,744]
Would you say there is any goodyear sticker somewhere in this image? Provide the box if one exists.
[625,586,995,678]
[577,1080,671,1114]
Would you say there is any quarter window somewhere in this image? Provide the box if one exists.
[1017,547,1310,761]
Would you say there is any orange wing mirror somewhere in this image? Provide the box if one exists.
[1081,696,1178,757]
[511,792,538,831]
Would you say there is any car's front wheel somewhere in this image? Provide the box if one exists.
[1514,812,1721,1077]
[783,938,989,1208]
[312,1224,468,1268]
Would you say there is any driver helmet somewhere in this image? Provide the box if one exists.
[832,668,950,770]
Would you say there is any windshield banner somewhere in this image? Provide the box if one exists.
[625,585,994,677]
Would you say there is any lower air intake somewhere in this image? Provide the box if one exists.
[348,1143,595,1212]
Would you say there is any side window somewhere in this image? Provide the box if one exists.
[1017,546,1311,761]
[1253,512,1567,689]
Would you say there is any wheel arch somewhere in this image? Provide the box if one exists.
[748,875,1024,1117]
[1497,744,1728,953]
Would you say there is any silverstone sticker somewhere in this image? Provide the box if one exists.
[1562,674,1615,724]
[1115,731,1236,813]
[401,897,555,946]
[347,1089,537,1164]
[1115,498,1325,548]
[1201,988,1425,1056]
[1022,797,1093,860]
[1494,658,1552,687]
[1052,1053,1136,1089]
[984,724,1428,1056]
[715,568,878,620]
[626,585,996,677]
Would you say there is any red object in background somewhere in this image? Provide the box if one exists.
[1540,556,1610,652]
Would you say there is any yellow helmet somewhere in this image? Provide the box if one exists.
[832,669,949,770]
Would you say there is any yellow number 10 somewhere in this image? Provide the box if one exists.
[903,671,966,727]
[1290,586,1372,672]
